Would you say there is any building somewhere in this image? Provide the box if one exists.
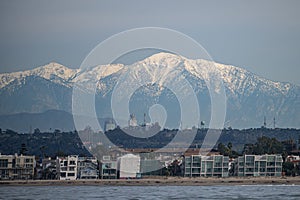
[286,155,300,176]
[140,159,164,176]
[100,155,117,179]
[184,155,229,177]
[104,119,116,132]
[40,157,57,180]
[235,154,283,177]
[56,155,78,180]
[286,155,300,163]
[77,157,99,179]
[118,154,140,178]
[128,114,138,127]
[0,154,35,180]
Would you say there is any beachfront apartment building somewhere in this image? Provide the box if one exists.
[100,156,118,179]
[56,155,78,180]
[118,154,140,178]
[184,155,229,177]
[77,157,99,179]
[0,153,35,180]
[235,154,283,177]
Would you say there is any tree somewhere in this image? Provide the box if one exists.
[253,136,283,154]
[34,128,41,134]
[20,143,28,155]
[54,129,61,134]
[282,162,294,176]
[217,142,239,158]
[55,150,66,157]
[227,142,232,150]
[167,160,182,176]
[218,143,227,155]
[243,136,284,155]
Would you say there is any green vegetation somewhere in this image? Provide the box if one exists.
[0,130,91,158]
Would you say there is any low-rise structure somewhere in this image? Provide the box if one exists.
[40,157,57,180]
[77,157,99,179]
[140,159,164,176]
[118,154,140,178]
[0,153,35,180]
[100,156,117,179]
[56,155,78,180]
[184,155,229,177]
[235,154,283,177]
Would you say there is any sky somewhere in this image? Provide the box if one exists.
[0,0,300,85]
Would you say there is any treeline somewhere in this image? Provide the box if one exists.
[105,127,300,152]
[0,127,299,157]
[218,136,292,157]
[0,129,91,158]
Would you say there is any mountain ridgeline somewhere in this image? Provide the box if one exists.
[0,52,299,131]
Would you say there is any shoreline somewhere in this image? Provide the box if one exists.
[1,177,300,186]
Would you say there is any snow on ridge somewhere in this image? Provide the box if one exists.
[0,53,295,96]
[0,62,78,89]
[32,62,78,80]
[73,64,124,83]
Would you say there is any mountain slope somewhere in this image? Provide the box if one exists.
[0,53,299,129]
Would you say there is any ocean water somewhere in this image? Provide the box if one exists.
[0,185,300,200]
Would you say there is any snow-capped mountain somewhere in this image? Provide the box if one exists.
[0,52,299,129]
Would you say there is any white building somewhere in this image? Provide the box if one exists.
[104,119,116,132]
[184,155,229,177]
[235,154,283,177]
[118,154,140,178]
[56,155,78,180]
[128,114,138,127]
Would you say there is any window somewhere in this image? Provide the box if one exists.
[192,156,201,163]
[214,168,222,173]
[192,168,200,174]
[60,172,66,177]
[0,159,8,168]
[276,168,282,172]
[214,162,222,168]
[67,173,75,177]
[69,161,76,165]
[267,156,275,162]
[246,156,254,163]
[192,163,200,167]
[69,167,75,171]
[214,156,222,163]
[25,164,33,168]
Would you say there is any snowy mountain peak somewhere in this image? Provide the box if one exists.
[0,54,299,128]
[146,52,183,61]
[140,52,185,68]
[32,62,78,80]
[0,62,78,89]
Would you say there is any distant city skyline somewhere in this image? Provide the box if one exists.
[0,1,300,86]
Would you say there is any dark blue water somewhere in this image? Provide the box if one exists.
[0,185,299,200]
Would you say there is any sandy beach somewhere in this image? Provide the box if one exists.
[1,177,300,186]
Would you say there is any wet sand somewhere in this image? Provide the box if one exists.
[1,177,300,186]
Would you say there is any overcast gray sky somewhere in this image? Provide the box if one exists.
[0,0,299,85]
